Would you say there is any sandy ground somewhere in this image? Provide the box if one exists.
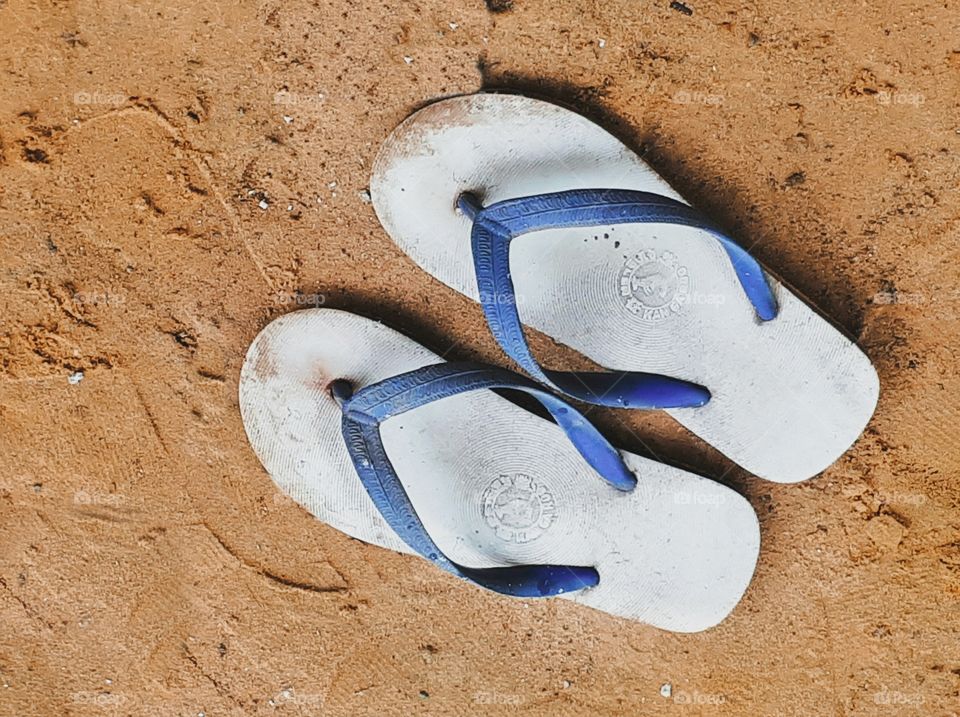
[1,0,959,715]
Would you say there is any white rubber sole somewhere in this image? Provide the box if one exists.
[239,309,760,632]
[370,93,879,483]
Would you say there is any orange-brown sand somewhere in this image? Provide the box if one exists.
[1,0,958,714]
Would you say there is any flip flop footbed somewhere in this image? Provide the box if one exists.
[370,93,879,483]
[239,309,760,631]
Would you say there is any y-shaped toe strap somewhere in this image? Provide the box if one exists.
[332,361,635,598]
[461,188,778,409]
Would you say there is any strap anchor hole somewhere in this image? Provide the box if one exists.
[455,191,484,219]
[329,379,354,407]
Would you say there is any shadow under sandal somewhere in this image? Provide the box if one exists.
[370,92,879,483]
[240,308,759,631]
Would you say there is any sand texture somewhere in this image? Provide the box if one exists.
[1,0,958,715]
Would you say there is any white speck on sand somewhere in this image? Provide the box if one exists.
[403,56,413,64]
[598,38,606,48]
[68,371,84,385]
[449,22,458,29]
[358,189,371,203]
[660,683,672,698]
[258,199,269,210]
[282,115,293,124]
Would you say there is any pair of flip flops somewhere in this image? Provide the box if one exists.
[240,93,878,632]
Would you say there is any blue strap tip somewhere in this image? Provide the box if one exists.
[615,377,711,410]
[608,470,637,493]
[756,295,778,322]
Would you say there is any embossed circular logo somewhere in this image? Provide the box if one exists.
[618,249,690,321]
[481,473,556,544]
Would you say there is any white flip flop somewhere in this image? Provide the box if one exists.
[370,93,879,483]
[239,308,759,631]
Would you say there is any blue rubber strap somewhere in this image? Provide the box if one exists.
[344,362,634,490]
[463,188,778,409]
[335,362,633,597]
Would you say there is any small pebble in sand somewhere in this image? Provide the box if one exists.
[282,115,293,124]
[660,683,672,698]
[287,204,293,211]
[449,22,458,30]
[358,189,371,203]
[598,39,606,48]
[68,371,84,385]
[403,56,413,64]
[562,680,572,689]
[258,199,269,210]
